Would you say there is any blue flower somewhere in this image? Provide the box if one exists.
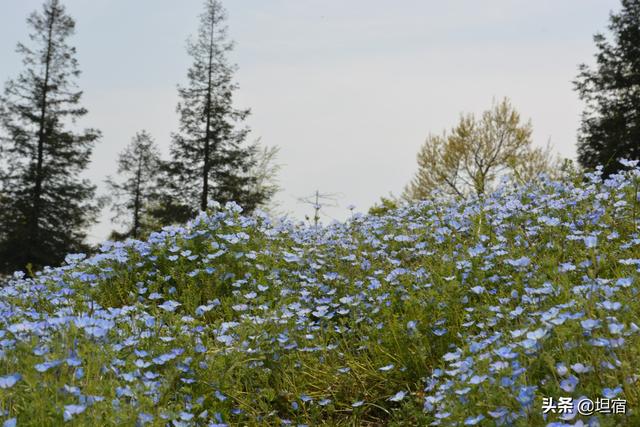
[63,404,86,421]
[464,414,485,425]
[583,236,597,248]
[158,300,181,312]
[599,300,622,311]
[602,386,622,399]
[505,257,530,268]
[515,386,536,406]
[571,363,591,374]
[494,346,518,359]
[0,374,21,389]
[580,319,601,331]
[526,328,546,340]
[388,391,406,402]
[35,360,62,373]
[616,277,633,287]
[560,375,579,392]
[137,413,154,425]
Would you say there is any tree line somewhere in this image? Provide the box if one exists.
[0,0,277,275]
[1,0,639,275]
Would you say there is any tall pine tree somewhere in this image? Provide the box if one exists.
[106,130,161,240]
[157,0,266,225]
[574,0,640,175]
[0,0,100,274]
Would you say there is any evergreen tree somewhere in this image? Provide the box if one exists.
[574,0,640,175]
[158,0,266,225]
[106,131,161,240]
[0,0,100,274]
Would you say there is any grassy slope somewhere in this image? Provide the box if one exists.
[1,165,640,426]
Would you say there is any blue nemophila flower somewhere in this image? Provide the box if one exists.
[468,375,487,385]
[216,335,234,346]
[388,391,406,402]
[470,286,485,294]
[580,319,601,331]
[583,236,598,248]
[35,360,62,373]
[599,300,622,311]
[158,300,181,312]
[560,375,579,392]
[556,363,568,376]
[464,414,485,425]
[214,390,227,401]
[0,373,21,389]
[378,364,394,372]
[299,394,312,403]
[66,356,81,367]
[505,257,530,268]
[603,386,623,399]
[559,262,576,272]
[515,386,536,406]
[318,398,332,406]
[494,346,518,359]
[137,413,154,425]
[609,322,625,334]
[526,328,546,340]
[616,277,633,287]
[435,411,451,419]
[63,404,86,421]
[571,363,591,373]
[179,412,194,421]
[620,158,639,167]
[351,400,364,407]
[487,407,508,419]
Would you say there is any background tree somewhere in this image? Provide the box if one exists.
[574,0,640,176]
[404,98,561,200]
[247,141,282,214]
[157,0,267,225]
[106,130,161,240]
[368,195,399,216]
[0,0,100,274]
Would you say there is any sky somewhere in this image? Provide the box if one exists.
[0,0,621,242]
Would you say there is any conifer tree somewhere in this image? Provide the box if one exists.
[158,0,266,224]
[0,0,100,273]
[574,0,640,175]
[106,131,161,240]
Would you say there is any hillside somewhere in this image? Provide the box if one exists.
[1,163,640,426]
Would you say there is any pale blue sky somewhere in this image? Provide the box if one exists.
[0,0,620,241]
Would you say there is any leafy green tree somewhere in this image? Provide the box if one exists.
[404,98,561,200]
[0,0,100,273]
[157,0,267,224]
[574,0,640,176]
[106,131,161,240]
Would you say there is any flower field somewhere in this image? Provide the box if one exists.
[1,163,640,426]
